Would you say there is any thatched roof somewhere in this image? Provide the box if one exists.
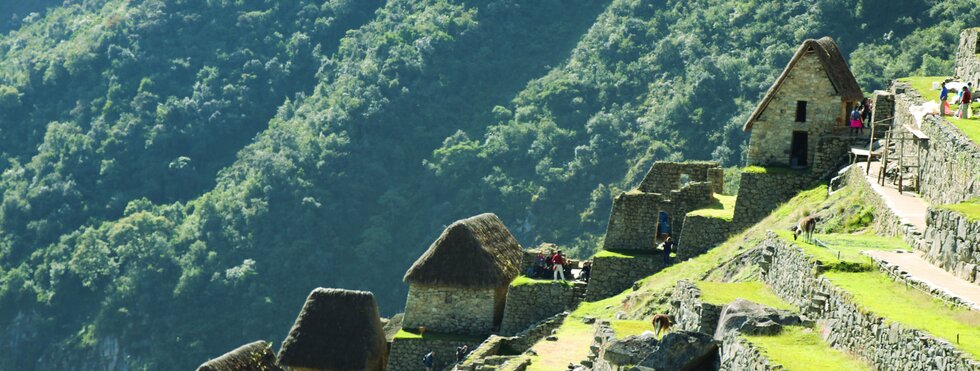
[404,213,523,288]
[197,340,282,371]
[744,37,863,131]
[277,288,387,370]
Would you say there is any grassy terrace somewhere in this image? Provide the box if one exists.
[393,329,485,343]
[773,230,906,271]
[696,281,795,311]
[898,76,980,146]
[687,193,736,221]
[744,326,871,371]
[511,275,573,287]
[742,165,809,175]
[935,197,980,222]
[824,271,980,359]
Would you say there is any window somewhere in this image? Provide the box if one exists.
[795,101,807,122]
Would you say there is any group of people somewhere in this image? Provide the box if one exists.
[940,81,974,119]
[848,98,874,135]
[525,249,591,282]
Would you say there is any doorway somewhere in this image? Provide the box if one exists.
[657,211,671,239]
[790,131,808,168]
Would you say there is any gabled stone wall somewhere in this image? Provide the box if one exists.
[585,253,665,301]
[746,51,848,168]
[402,285,498,336]
[669,280,723,335]
[955,28,980,86]
[499,281,576,335]
[637,161,723,194]
[602,182,714,251]
[732,171,814,229]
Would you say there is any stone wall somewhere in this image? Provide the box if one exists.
[842,166,924,250]
[719,332,779,371]
[601,181,714,251]
[499,281,575,335]
[669,280,723,335]
[457,313,567,371]
[585,253,665,301]
[924,208,980,284]
[387,335,484,371]
[759,234,980,370]
[637,161,723,194]
[676,215,734,260]
[955,28,980,86]
[872,90,895,131]
[402,285,498,336]
[732,171,814,229]
[892,81,980,205]
[746,50,851,168]
[866,252,977,309]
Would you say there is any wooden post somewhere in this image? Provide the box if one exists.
[898,131,905,194]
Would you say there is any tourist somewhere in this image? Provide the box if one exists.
[535,252,548,278]
[960,83,973,119]
[423,350,435,371]
[861,98,873,127]
[579,261,592,282]
[456,345,469,363]
[552,251,566,281]
[954,87,965,118]
[661,234,676,265]
[940,81,949,116]
[849,105,863,135]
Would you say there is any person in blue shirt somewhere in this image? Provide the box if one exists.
[940,81,949,116]
[423,351,435,371]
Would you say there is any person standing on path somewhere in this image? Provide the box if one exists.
[552,251,566,281]
[661,234,676,265]
[423,350,435,371]
[850,106,863,135]
[960,83,973,119]
[940,81,949,116]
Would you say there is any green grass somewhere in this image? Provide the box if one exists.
[610,320,653,338]
[393,329,485,343]
[898,76,980,145]
[687,193,737,221]
[593,250,635,259]
[935,197,980,222]
[823,271,980,359]
[742,165,809,175]
[774,230,906,271]
[511,275,573,287]
[744,326,871,370]
[696,281,795,311]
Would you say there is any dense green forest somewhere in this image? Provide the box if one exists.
[0,0,977,369]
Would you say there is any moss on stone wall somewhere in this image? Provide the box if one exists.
[935,197,980,222]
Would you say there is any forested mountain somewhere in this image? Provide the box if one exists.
[0,0,976,369]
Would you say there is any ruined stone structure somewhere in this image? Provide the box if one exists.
[669,280,723,335]
[955,28,980,86]
[499,280,579,335]
[602,161,721,251]
[401,213,523,336]
[744,37,863,175]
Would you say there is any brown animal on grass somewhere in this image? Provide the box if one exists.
[794,216,816,243]
[651,314,672,338]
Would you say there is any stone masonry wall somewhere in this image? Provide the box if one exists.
[866,252,977,309]
[892,81,980,205]
[746,50,847,168]
[719,332,780,371]
[602,182,714,251]
[955,28,980,86]
[499,282,575,335]
[402,285,497,336]
[637,161,723,194]
[759,234,980,370]
[669,280,723,335]
[457,313,567,371]
[585,253,664,301]
[387,336,484,371]
[924,208,980,284]
[677,214,734,261]
[842,166,924,250]
[732,171,814,229]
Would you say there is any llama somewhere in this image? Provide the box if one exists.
[651,313,672,338]
[794,216,816,243]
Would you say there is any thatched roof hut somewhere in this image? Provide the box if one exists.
[404,213,523,288]
[197,340,282,371]
[744,36,862,131]
[277,288,387,371]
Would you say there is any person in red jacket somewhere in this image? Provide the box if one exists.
[960,83,973,119]
[552,251,566,281]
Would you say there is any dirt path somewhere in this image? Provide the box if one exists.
[865,250,980,311]
[859,162,928,231]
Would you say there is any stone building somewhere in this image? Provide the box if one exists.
[277,288,387,371]
[955,28,980,86]
[197,340,282,371]
[743,37,863,174]
[402,213,523,336]
[602,161,722,251]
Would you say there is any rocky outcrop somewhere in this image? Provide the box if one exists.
[712,299,802,340]
[631,331,719,371]
[924,208,980,284]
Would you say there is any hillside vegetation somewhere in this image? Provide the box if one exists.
[1,0,979,369]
